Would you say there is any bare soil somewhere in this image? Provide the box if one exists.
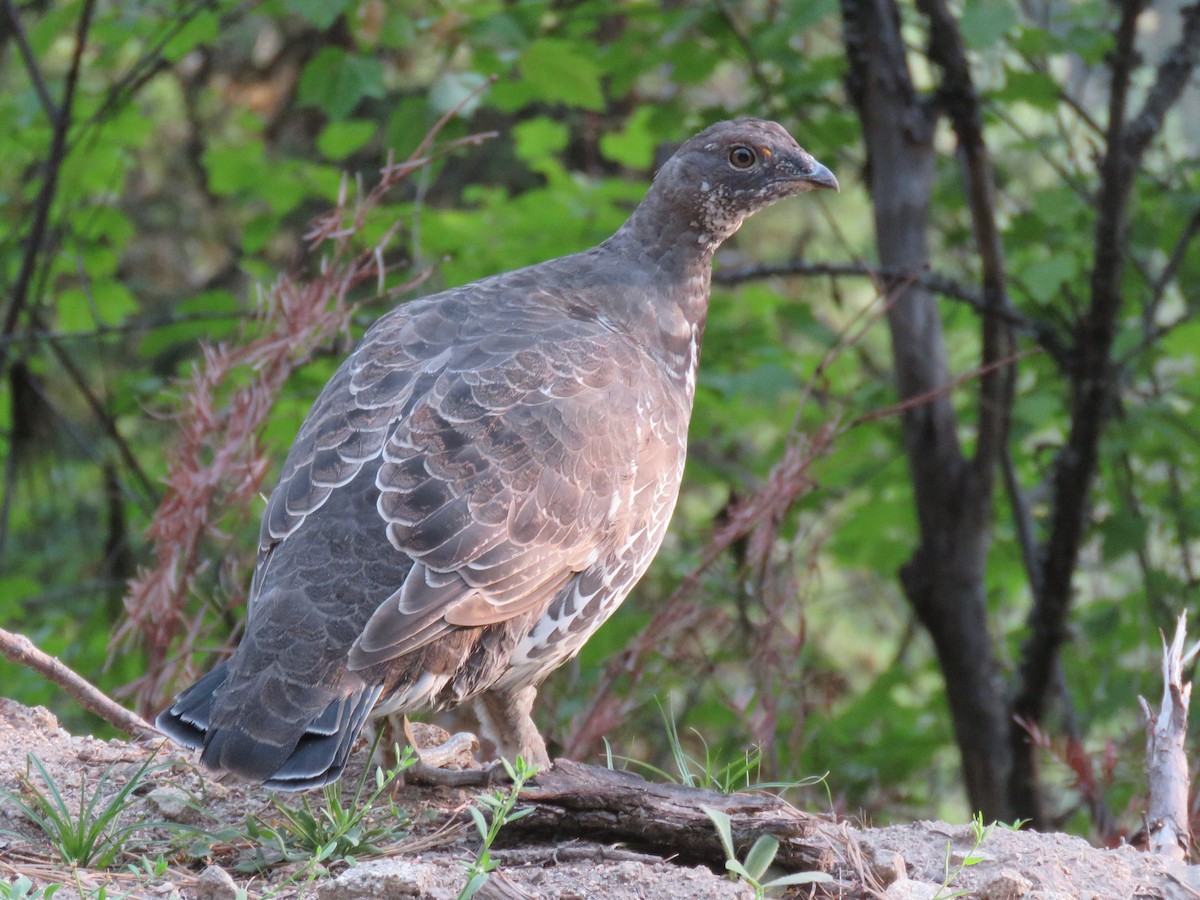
[2,699,1199,899]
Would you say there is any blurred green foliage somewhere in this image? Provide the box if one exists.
[1,0,1198,834]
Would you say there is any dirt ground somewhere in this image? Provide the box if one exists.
[2,698,1199,899]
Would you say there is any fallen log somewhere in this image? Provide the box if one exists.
[509,759,839,874]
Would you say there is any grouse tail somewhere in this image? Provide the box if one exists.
[155,667,382,791]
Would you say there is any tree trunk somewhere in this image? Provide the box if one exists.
[841,0,1012,821]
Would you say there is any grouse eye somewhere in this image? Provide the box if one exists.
[728,145,757,169]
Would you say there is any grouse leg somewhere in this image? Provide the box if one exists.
[475,684,552,771]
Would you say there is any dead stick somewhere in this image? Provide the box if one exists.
[1138,612,1200,862]
[0,627,159,740]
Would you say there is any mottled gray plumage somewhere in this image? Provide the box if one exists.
[156,118,837,789]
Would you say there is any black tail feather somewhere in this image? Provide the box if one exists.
[263,684,383,790]
[154,663,229,749]
[155,667,381,791]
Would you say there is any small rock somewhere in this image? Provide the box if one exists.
[872,849,907,886]
[885,881,940,900]
[949,847,995,866]
[316,858,457,899]
[613,861,645,883]
[978,868,1032,900]
[191,865,238,900]
[148,787,203,824]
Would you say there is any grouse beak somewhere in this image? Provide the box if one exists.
[796,160,839,193]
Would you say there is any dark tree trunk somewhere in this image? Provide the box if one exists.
[840,0,1013,821]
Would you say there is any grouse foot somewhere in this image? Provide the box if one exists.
[370,716,510,788]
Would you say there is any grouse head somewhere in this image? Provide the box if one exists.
[643,117,838,251]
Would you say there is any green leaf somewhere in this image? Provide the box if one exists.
[700,805,736,862]
[996,69,1060,111]
[298,48,385,119]
[600,107,658,169]
[725,859,754,881]
[1012,24,1060,56]
[385,96,435,158]
[161,10,218,61]
[461,872,488,899]
[960,0,1018,50]
[1100,513,1148,561]
[765,871,834,887]
[288,0,355,30]
[513,117,570,165]
[1022,256,1075,303]
[516,39,604,110]
[467,805,489,839]
[56,282,137,331]
[741,834,780,881]
[204,140,268,195]
[1064,24,1115,64]
[316,119,377,160]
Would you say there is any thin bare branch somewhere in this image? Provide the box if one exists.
[917,0,1016,486]
[1,0,61,124]
[715,260,984,308]
[76,0,228,143]
[0,0,97,383]
[40,323,159,505]
[1002,444,1044,601]
[0,310,252,348]
[1139,205,1200,345]
[1126,3,1200,161]
[0,627,158,741]
[1011,0,1200,813]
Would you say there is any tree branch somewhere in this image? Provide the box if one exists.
[715,260,984,308]
[1,0,62,125]
[1034,7,1153,696]
[76,0,225,144]
[715,260,1072,368]
[1012,0,1200,799]
[840,0,1013,821]
[916,0,1016,492]
[0,0,96,384]
[1139,204,1200,347]
[0,627,158,741]
[1125,4,1200,161]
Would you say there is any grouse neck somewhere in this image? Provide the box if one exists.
[594,203,715,399]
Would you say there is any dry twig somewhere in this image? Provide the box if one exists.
[1138,612,1200,862]
[0,627,157,740]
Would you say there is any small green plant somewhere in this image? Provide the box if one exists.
[701,805,832,899]
[604,702,827,797]
[124,852,170,880]
[457,757,537,900]
[932,812,995,900]
[0,878,62,899]
[237,740,415,875]
[0,750,187,869]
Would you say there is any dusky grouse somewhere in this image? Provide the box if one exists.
[156,118,837,789]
